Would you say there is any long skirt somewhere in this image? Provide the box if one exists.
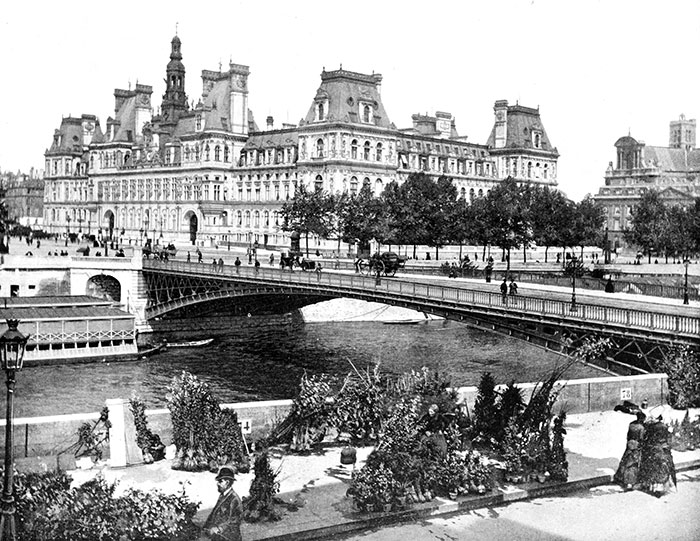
[614,442,642,487]
[639,444,676,493]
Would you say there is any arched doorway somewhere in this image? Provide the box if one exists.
[103,211,115,240]
[189,213,198,245]
[86,275,121,302]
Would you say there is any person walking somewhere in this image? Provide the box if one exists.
[639,415,677,496]
[254,258,260,272]
[197,249,203,263]
[187,251,191,263]
[234,256,241,273]
[201,466,242,541]
[500,278,508,303]
[614,411,646,491]
[218,257,224,272]
[508,278,518,296]
[269,252,275,266]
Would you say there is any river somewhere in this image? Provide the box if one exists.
[15,313,602,419]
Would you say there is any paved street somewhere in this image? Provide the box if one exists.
[342,469,700,541]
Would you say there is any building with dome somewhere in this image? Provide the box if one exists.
[594,115,700,250]
[42,35,559,251]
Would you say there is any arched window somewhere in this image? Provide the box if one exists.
[534,134,541,148]
[375,178,383,195]
[318,102,324,121]
[363,177,370,188]
[224,145,230,162]
[350,176,358,195]
[205,145,210,161]
[363,105,371,123]
[460,187,466,199]
[376,143,383,161]
[237,210,242,225]
[351,140,358,159]
[478,188,483,197]
[469,188,475,201]
[316,138,324,158]
[214,146,221,161]
[273,211,279,226]
[527,161,532,178]
[264,210,269,226]
[254,211,260,227]
[363,141,371,160]
[245,210,251,227]
[314,175,323,191]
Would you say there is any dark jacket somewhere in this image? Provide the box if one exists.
[203,488,243,541]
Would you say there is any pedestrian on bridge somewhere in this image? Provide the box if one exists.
[218,258,224,272]
[197,249,203,263]
[509,278,518,296]
[234,257,241,273]
[187,251,191,262]
[212,258,218,272]
[500,278,508,303]
[254,259,260,272]
[269,253,275,266]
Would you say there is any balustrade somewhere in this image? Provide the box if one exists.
[143,260,700,339]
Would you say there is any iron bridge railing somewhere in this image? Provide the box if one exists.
[142,260,700,340]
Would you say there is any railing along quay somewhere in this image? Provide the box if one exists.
[143,260,700,340]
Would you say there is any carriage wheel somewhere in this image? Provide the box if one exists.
[358,259,371,276]
[375,260,386,276]
[386,265,397,277]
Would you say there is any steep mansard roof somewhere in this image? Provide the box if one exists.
[302,68,393,128]
[243,129,299,149]
[486,103,557,153]
[46,117,87,155]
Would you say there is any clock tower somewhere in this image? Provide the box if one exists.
[161,35,188,123]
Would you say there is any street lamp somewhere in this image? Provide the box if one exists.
[684,259,690,305]
[603,227,609,265]
[0,319,28,540]
[568,256,579,312]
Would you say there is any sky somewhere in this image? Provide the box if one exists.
[1,0,698,201]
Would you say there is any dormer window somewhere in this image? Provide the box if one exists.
[362,104,372,123]
[533,132,542,149]
[315,99,329,121]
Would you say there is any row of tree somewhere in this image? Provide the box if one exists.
[281,173,605,263]
[625,190,700,263]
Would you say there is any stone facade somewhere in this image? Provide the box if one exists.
[594,115,700,250]
[42,36,559,252]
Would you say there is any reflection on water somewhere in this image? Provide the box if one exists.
[16,317,600,418]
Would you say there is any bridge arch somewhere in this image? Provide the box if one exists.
[86,273,122,302]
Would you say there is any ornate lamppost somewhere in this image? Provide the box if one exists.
[684,259,690,305]
[566,255,581,312]
[0,320,28,540]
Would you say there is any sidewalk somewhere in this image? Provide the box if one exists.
[68,405,700,541]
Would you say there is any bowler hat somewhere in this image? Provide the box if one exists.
[215,466,236,481]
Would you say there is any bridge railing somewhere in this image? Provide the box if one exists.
[143,260,700,339]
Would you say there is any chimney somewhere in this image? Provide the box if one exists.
[266,116,274,130]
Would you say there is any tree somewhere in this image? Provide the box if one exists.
[573,195,605,258]
[336,183,384,255]
[280,183,335,256]
[625,189,667,263]
[483,177,532,275]
[530,187,570,262]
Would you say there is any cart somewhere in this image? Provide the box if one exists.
[357,251,406,277]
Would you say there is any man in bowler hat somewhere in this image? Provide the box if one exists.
[202,466,243,541]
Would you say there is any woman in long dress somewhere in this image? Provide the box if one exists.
[638,416,677,496]
[614,411,646,490]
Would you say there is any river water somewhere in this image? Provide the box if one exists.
[15,314,602,419]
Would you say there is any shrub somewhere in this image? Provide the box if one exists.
[288,372,335,452]
[656,346,700,409]
[129,395,165,463]
[75,406,111,461]
[331,364,386,445]
[244,450,281,522]
[350,462,401,512]
[9,471,199,541]
[167,371,248,473]
[497,380,524,440]
[473,372,499,442]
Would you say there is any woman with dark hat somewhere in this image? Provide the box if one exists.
[614,411,646,490]
[202,466,243,540]
[639,415,677,497]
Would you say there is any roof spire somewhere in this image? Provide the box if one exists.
[175,22,178,36]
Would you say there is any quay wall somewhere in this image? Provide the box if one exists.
[1,374,667,463]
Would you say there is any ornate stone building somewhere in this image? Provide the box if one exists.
[43,36,559,250]
[594,115,700,250]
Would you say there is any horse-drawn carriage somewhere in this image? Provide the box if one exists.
[356,251,406,277]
